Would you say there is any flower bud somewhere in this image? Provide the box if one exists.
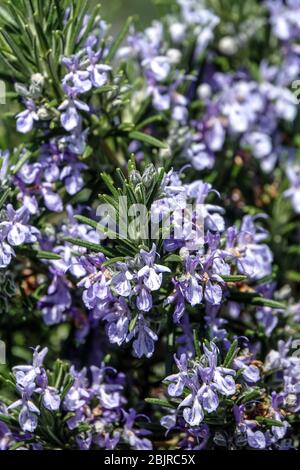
[169,23,186,43]
[197,83,212,100]
[142,164,156,188]
[30,73,45,98]
[167,48,182,64]
[31,73,45,88]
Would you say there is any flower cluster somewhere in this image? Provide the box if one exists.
[76,243,169,358]
[160,339,292,450]
[59,47,111,133]
[1,347,152,450]
[9,346,61,432]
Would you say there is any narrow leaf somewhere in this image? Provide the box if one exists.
[223,339,239,367]
[16,247,61,260]
[0,188,10,209]
[221,275,248,282]
[250,297,286,309]
[255,417,284,427]
[102,257,125,267]
[193,330,201,358]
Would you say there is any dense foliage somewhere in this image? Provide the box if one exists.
[0,0,300,450]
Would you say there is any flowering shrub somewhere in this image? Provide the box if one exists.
[0,0,299,451]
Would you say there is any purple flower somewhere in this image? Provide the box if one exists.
[137,244,171,291]
[90,365,124,409]
[135,284,153,312]
[104,298,131,346]
[0,409,14,450]
[233,357,260,384]
[111,262,133,297]
[0,204,39,247]
[246,429,266,449]
[77,254,112,309]
[13,346,48,388]
[166,280,185,323]
[60,163,86,195]
[42,387,61,411]
[64,367,90,412]
[86,48,111,87]
[179,423,210,450]
[167,254,225,319]
[226,215,273,280]
[8,383,40,433]
[0,238,14,268]
[123,409,152,450]
[188,140,215,171]
[269,392,289,443]
[243,132,272,160]
[267,0,300,41]
[142,55,171,82]
[76,434,92,450]
[176,256,203,307]
[62,55,92,94]
[165,354,189,397]
[38,275,72,325]
[233,404,267,449]
[41,185,64,212]
[59,99,89,132]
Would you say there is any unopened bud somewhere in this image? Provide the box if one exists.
[159,147,171,159]
[218,36,238,56]
[142,164,156,188]
[31,73,45,88]
[37,107,51,120]
[30,73,45,98]
[169,23,186,43]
